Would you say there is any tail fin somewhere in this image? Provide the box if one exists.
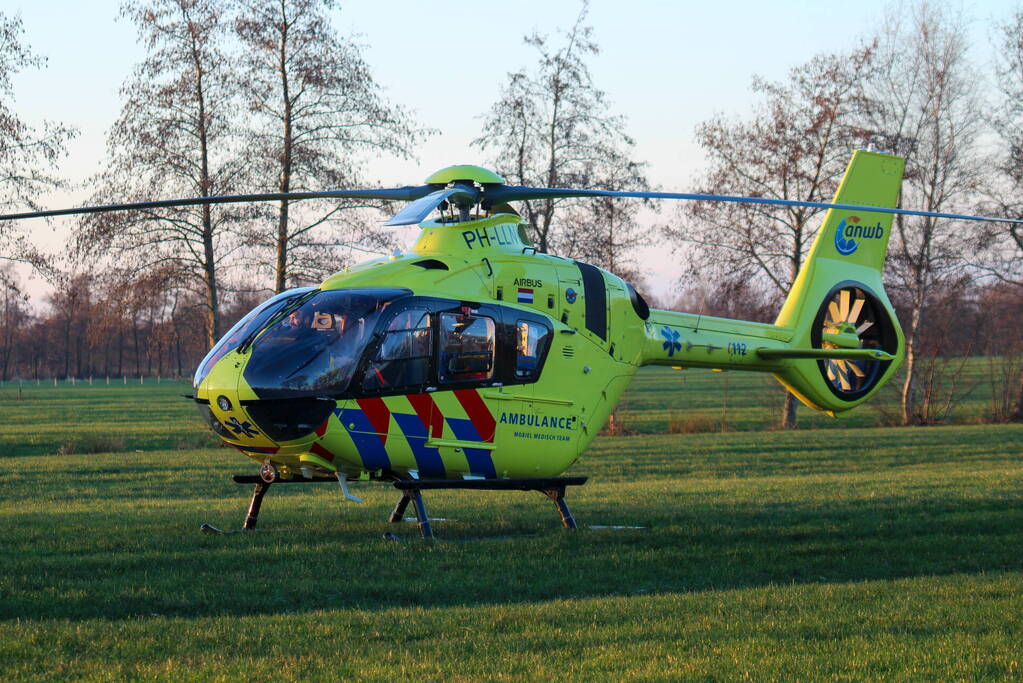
[772,150,906,415]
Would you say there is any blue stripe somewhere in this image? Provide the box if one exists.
[336,408,390,470]
[391,413,446,478]
[445,417,498,479]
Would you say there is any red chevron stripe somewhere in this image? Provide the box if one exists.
[309,441,335,462]
[315,417,329,438]
[454,389,496,442]
[356,397,390,445]
[407,392,444,438]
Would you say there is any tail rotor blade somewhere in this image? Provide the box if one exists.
[828,301,842,326]
[848,297,865,324]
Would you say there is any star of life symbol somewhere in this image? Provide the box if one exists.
[224,416,259,438]
[661,326,682,357]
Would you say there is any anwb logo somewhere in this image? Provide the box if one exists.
[834,215,884,256]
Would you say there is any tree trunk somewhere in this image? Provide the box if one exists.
[203,252,219,348]
[901,300,924,425]
[901,352,917,424]
[780,250,802,429]
[193,42,220,348]
[274,20,293,294]
[780,391,798,429]
[1015,367,1023,421]
[133,322,141,376]
[275,200,290,293]
[62,316,71,379]
[199,174,219,348]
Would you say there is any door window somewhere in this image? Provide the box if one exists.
[438,313,495,383]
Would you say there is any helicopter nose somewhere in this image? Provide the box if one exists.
[242,398,337,442]
[202,390,268,445]
[195,352,276,449]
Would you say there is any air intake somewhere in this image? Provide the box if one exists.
[411,259,449,270]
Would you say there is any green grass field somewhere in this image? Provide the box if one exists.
[1,370,1022,680]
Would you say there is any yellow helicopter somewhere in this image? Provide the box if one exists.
[5,149,1020,537]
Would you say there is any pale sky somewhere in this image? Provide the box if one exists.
[5,0,1018,304]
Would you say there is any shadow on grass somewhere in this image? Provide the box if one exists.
[2,474,1020,622]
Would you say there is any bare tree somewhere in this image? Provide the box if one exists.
[559,151,651,282]
[473,1,648,257]
[44,271,96,379]
[0,11,76,265]
[861,2,986,424]
[666,45,876,427]
[666,275,778,325]
[972,282,1023,421]
[79,0,242,347]
[0,264,30,380]
[234,0,427,292]
[981,6,1023,418]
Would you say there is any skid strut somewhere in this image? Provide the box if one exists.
[232,473,336,530]
[243,481,272,529]
[228,474,587,538]
[543,487,578,530]
[389,492,412,523]
[391,477,587,539]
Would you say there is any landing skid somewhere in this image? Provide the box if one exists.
[390,477,588,539]
[212,473,588,538]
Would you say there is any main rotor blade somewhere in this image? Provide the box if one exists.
[0,186,437,222]
[484,186,1023,225]
[384,185,481,226]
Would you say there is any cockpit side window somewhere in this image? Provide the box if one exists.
[438,313,495,383]
[515,319,552,380]
[193,286,315,388]
[242,288,407,399]
[361,308,432,391]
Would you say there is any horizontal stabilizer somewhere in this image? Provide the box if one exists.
[756,348,895,361]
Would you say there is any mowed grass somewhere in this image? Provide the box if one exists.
[1,374,1022,679]
[616,357,1016,432]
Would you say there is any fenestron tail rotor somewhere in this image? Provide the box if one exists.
[813,284,897,399]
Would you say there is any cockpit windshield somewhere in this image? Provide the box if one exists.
[193,287,316,388]
[243,288,409,399]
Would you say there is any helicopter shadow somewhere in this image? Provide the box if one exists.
[3,471,1021,622]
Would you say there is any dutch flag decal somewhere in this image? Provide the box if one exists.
[517,288,534,304]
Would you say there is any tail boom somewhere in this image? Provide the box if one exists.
[640,150,906,416]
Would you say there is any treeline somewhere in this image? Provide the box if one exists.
[2,261,1020,390]
[0,267,256,380]
[1,2,1022,424]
